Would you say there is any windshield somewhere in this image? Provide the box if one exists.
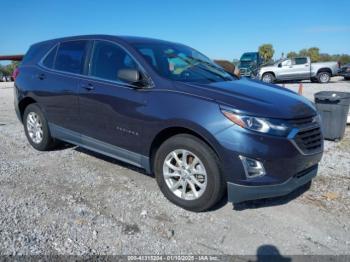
[132,43,236,83]
[240,53,257,62]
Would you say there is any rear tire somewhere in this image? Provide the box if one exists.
[23,104,57,151]
[262,73,275,83]
[317,71,331,83]
[154,134,225,212]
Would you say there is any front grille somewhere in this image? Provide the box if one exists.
[288,116,315,126]
[239,68,250,76]
[294,126,322,154]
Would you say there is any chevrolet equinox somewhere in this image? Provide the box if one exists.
[14,35,324,211]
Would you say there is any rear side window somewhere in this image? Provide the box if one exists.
[89,41,138,82]
[42,45,58,68]
[294,58,307,65]
[55,40,88,74]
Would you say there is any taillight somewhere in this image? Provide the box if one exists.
[12,67,19,80]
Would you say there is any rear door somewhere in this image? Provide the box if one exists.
[39,40,90,133]
[291,57,310,80]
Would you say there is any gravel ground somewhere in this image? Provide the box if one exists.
[0,79,350,256]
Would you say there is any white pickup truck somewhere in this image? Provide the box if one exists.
[258,57,338,83]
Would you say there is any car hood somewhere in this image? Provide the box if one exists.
[176,78,317,119]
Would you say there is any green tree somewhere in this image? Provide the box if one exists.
[287,51,298,59]
[259,44,275,62]
[299,49,309,57]
[337,54,350,65]
[319,53,332,62]
[307,47,320,62]
[283,48,350,65]
[0,61,19,75]
[0,64,11,75]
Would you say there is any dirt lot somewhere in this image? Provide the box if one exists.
[0,78,350,256]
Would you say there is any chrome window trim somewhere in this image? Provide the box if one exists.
[36,64,151,91]
[38,38,154,89]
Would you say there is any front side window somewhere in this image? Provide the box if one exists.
[55,40,88,74]
[281,59,291,67]
[133,43,235,83]
[90,41,139,82]
[138,48,158,68]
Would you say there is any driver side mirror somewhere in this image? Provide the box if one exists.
[117,69,144,86]
[278,63,282,68]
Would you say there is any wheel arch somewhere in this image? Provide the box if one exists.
[18,97,37,121]
[317,67,332,76]
[262,71,276,78]
[148,126,221,174]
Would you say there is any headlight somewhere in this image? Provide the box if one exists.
[222,110,290,136]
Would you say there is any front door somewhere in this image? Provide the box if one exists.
[77,40,146,158]
[276,59,294,80]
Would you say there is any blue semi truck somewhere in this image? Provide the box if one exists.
[237,52,264,78]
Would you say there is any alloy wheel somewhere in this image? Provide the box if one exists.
[26,112,43,144]
[319,73,330,83]
[262,74,272,83]
[163,149,207,200]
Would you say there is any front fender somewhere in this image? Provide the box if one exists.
[140,89,232,158]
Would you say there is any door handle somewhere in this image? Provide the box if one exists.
[81,83,94,91]
[37,73,46,80]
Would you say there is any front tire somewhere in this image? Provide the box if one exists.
[262,73,275,83]
[317,71,331,83]
[154,134,225,212]
[23,104,57,151]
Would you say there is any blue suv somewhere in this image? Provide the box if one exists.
[14,35,323,211]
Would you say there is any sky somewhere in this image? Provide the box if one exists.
[0,0,349,62]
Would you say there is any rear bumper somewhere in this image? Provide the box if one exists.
[227,165,317,203]
[13,87,22,123]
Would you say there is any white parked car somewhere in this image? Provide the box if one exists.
[258,57,339,83]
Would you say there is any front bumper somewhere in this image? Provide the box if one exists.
[227,165,317,203]
[339,72,350,78]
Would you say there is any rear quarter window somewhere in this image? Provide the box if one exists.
[42,45,58,69]
[54,40,88,74]
[21,45,42,65]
